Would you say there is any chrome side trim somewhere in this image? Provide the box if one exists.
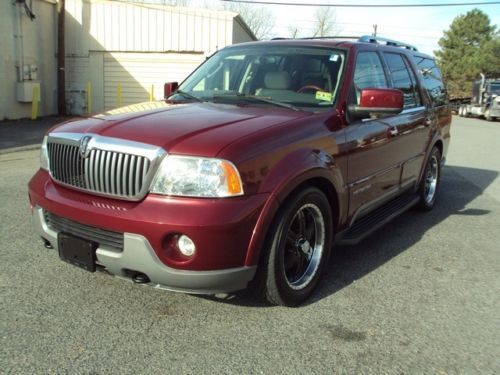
[400,106,426,115]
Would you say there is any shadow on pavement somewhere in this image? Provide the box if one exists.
[200,165,498,308]
[0,116,71,151]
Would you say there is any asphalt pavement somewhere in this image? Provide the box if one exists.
[0,116,71,153]
[0,116,499,373]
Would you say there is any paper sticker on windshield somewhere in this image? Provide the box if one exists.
[315,91,332,102]
[329,54,340,62]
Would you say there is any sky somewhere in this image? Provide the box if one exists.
[136,0,500,55]
[260,0,500,55]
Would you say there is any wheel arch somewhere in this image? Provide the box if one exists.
[244,168,344,268]
[417,138,444,187]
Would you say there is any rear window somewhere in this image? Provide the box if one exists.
[413,56,448,107]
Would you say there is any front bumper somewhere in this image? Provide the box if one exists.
[28,169,270,294]
[33,206,256,294]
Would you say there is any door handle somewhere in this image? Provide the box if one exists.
[388,127,398,137]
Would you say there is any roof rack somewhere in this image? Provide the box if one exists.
[270,36,359,41]
[358,35,418,51]
[269,35,418,51]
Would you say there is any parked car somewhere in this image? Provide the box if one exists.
[28,36,451,306]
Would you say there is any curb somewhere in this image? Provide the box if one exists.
[0,144,41,155]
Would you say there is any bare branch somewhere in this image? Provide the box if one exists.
[312,6,337,37]
[287,25,300,39]
[225,3,275,40]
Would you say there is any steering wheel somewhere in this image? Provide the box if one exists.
[297,85,324,93]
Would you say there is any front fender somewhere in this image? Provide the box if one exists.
[244,148,347,267]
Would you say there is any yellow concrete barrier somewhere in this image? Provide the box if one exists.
[116,83,122,108]
[86,81,92,114]
[149,84,154,102]
[31,85,39,120]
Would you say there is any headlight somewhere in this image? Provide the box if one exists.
[150,155,243,197]
[40,135,49,171]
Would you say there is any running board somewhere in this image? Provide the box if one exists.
[337,194,420,245]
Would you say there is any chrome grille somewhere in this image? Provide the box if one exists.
[46,133,165,200]
[44,210,124,251]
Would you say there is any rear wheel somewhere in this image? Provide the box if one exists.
[256,187,333,306]
[417,147,441,211]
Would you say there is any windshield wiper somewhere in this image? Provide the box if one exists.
[213,93,301,112]
[173,90,205,102]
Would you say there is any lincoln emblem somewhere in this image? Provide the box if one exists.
[79,135,92,158]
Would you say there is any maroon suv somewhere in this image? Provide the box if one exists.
[28,36,451,306]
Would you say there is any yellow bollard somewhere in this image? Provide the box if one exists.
[31,84,39,120]
[86,81,92,114]
[149,84,154,102]
[116,83,122,108]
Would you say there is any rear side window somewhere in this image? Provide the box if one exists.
[383,53,421,109]
[413,56,448,106]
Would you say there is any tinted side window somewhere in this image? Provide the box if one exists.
[383,53,421,109]
[414,56,448,106]
[353,51,388,103]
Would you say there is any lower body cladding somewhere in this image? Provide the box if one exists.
[32,206,256,294]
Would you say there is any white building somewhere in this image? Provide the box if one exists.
[0,0,256,120]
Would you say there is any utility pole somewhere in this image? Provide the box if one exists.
[372,24,378,37]
[57,0,66,115]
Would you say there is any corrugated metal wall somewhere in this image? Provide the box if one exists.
[67,0,237,55]
[103,52,205,109]
[63,0,254,114]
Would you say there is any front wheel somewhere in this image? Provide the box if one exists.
[256,187,333,306]
[485,109,493,121]
[417,147,441,211]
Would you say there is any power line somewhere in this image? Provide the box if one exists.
[220,0,500,7]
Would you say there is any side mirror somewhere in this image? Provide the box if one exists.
[348,88,404,119]
[164,82,179,99]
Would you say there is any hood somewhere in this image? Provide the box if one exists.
[52,101,311,157]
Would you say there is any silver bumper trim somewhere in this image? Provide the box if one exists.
[33,206,256,294]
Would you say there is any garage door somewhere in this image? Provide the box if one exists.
[103,52,205,110]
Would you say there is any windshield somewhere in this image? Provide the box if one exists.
[489,83,500,94]
[171,45,346,111]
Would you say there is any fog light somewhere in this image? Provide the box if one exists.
[177,235,196,256]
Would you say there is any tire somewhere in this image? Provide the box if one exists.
[417,147,441,211]
[256,187,333,306]
[485,109,493,121]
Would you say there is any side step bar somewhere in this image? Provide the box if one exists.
[336,194,420,245]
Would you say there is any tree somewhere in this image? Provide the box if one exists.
[312,6,337,38]
[224,3,275,40]
[435,9,500,98]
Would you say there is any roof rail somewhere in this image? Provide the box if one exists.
[358,35,418,51]
[270,36,359,41]
[299,36,359,40]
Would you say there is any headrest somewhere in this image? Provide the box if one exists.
[264,71,291,90]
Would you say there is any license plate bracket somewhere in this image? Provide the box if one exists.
[58,233,97,272]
